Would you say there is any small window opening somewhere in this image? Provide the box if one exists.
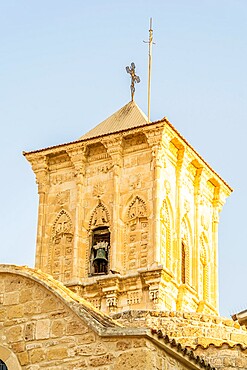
[90,227,110,275]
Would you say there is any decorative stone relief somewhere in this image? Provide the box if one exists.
[128,196,147,219]
[93,182,105,199]
[160,198,172,270]
[106,293,118,313]
[56,190,70,205]
[180,218,190,285]
[48,210,74,282]
[184,199,190,215]
[129,173,141,190]
[149,287,159,303]
[50,172,74,185]
[127,290,142,305]
[200,235,209,301]
[89,201,110,228]
[124,196,149,271]
[88,297,101,310]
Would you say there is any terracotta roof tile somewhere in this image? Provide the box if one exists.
[151,329,217,370]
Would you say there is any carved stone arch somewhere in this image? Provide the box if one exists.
[48,209,74,283]
[0,345,21,369]
[89,200,110,230]
[88,201,111,276]
[160,197,173,271]
[51,209,73,241]
[200,233,209,301]
[127,196,147,221]
[123,195,149,272]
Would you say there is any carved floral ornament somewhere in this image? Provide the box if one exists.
[93,182,105,199]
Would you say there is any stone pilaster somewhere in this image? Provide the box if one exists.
[67,145,87,281]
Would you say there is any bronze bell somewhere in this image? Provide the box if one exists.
[94,248,107,262]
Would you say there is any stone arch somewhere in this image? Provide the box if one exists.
[88,201,111,275]
[124,196,149,271]
[0,346,21,369]
[160,197,173,271]
[180,217,192,285]
[48,209,74,282]
[89,201,110,230]
[200,233,209,301]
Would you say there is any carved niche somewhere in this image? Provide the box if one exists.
[124,196,148,271]
[160,198,172,270]
[48,210,74,282]
[88,201,110,275]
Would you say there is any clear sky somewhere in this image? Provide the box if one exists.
[0,0,246,317]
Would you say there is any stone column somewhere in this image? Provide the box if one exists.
[102,137,123,273]
[212,190,222,312]
[67,145,87,281]
[194,168,203,293]
[151,144,164,265]
[175,148,185,282]
[30,155,49,270]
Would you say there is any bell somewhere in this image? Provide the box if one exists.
[94,248,107,262]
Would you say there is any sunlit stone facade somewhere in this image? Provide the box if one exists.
[25,101,231,315]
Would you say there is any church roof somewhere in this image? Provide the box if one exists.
[79,100,148,140]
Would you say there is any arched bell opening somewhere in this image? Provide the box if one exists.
[0,360,8,370]
[90,226,110,275]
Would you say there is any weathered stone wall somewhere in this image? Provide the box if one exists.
[113,310,247,347]
[194,344,247,370]
[0,269,203,370]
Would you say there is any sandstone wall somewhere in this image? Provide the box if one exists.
[0,268,203,370]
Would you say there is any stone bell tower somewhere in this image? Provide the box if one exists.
[24,100,232,315]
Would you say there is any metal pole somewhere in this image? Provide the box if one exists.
[148,18,153,123]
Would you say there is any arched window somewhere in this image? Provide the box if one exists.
[89,201,110,275]
[90,226,110,274]
[0,360,8,370]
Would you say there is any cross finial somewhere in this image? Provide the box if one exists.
[126,62,140,101]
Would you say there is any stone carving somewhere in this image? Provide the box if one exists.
[89,201,110,229]
[128,196,147,220]
[160,199,172,270]
[106,294,118,310]
[184,199,190,214]
[127,290,142,305]
[88,297,101,310]
[149,287,159,303]
[181,218,190,285]
[93,182,105,199]
[52,210,73,244]
[48,210,74,282]
[50,172,73,185]
[56,190,70,205]
[125,196,148,271]
[86,163,113,176]
[200,235,209,301]
[129,173,141,190]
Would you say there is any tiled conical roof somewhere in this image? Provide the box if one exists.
[80,100,148,140]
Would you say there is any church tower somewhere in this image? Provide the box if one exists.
[24,100,231,315]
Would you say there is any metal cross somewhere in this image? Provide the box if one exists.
[126,62,140,101]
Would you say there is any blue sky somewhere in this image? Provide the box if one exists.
[0,0,246,317]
